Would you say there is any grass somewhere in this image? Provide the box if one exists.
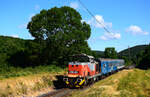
[71,69,150,97]
[0,65,63,79]
[0,65,65,97]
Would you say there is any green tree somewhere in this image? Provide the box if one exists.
[104,47,117,59]
[138,44,150,69]
[27,6,91,65]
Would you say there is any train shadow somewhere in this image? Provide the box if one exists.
[53,75,66,89]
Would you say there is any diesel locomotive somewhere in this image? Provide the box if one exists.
[63,54,125,88]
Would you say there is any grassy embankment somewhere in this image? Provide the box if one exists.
[71,69,150,97]
[0,65,65,97]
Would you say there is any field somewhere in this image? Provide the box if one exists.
[0,65,65,97]
[71,68,150,97]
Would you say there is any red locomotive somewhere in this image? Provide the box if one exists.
[63,54,99,87]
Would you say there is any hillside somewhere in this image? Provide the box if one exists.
[118,45,148,58]
[93,45,148,65]
[0,35,45,68]
[0,36,27,65]
[71,68,150,97]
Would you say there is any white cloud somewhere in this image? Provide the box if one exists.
[70,2,79,9]
[100,36,107,40]
[87,14,120,41]
[126,25,149,35]
[87,15,112,29]
[18,23,27,29]
[100,32,121,40]
[35,5,40,11]
[11,34,19,38]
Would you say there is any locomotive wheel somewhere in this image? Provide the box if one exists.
[84,79,88,86]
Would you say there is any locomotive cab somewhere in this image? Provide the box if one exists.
[63,54,96,87]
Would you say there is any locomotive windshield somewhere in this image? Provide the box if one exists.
[69,54,90,62]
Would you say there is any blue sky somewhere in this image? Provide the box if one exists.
[0,0,150,52]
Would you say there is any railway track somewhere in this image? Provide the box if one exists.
[37,81,97,97]
[37,88,73,97]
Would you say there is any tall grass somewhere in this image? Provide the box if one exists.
[0,65,63,79]
[71,69,150,97]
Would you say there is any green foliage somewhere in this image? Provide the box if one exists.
[92,50,104,58]
[137,44,150,69]
[0,36,26,65]
[27,6,92,66]
[104,47,117,59]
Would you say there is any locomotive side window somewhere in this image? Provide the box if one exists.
[88,72,90,76]
[96,63,99,72]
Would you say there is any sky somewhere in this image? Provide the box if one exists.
[0,0,150,52]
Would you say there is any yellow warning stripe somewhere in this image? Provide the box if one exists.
[65,81,69,84]
[79,79,85,85]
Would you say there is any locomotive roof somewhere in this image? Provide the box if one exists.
[72,53,94,59]
[98,58,124,61]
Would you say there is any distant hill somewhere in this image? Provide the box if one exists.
[118,45,148,58]
[92,50,104,58]
[94,50,104,55]
[92,45,148,60]
[0,36,35,66]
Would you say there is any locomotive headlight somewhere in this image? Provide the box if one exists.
[77,78,82,82]
[63,78,68,82]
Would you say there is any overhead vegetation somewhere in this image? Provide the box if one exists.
[27,6,92,66]
[104,47,117,59]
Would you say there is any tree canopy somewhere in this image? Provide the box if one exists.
[27,6,91,41]
[27,6,92,65]
[104,47,117,59]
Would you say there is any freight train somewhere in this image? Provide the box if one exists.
[63,54,125,88]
